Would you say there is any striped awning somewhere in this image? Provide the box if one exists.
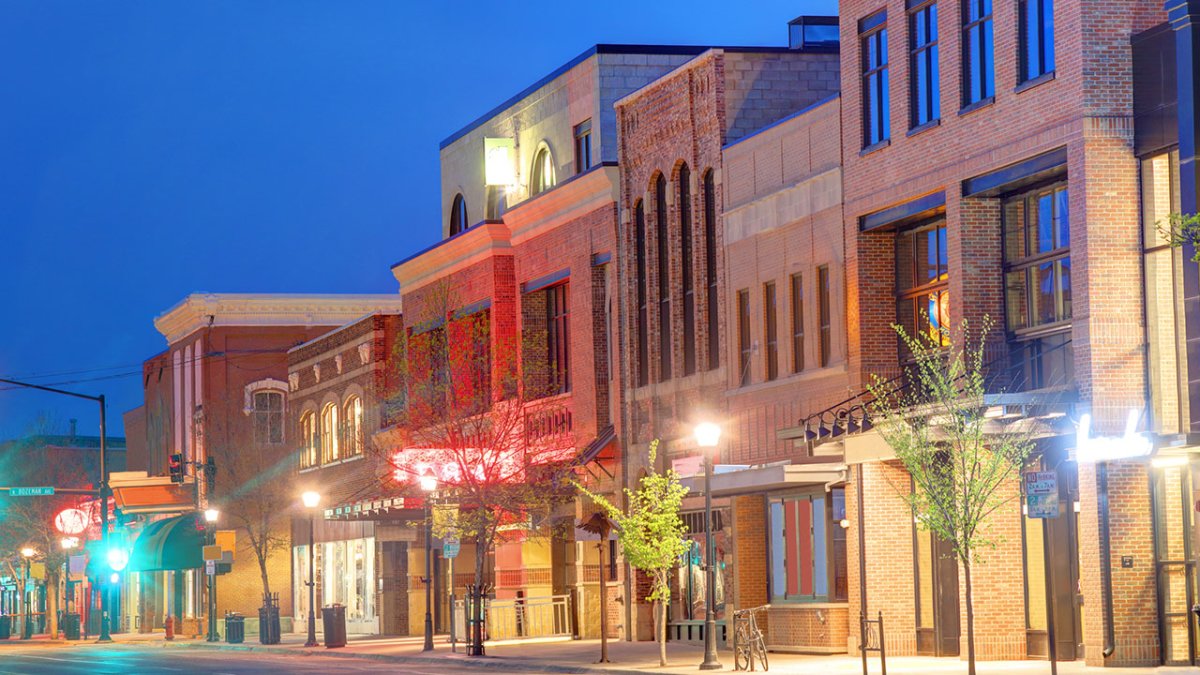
[129,514,204,572]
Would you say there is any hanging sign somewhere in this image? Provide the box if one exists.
[443,531,461,559]
[1026,471,1060,519]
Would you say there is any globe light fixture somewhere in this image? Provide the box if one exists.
[204,508,220,524]
[692,421,723,671]
[301,491,321,509]
[419,468,438,493]
[20,547,35,558]
[693,421,722,449]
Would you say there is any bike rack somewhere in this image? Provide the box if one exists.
[859,611,887,675]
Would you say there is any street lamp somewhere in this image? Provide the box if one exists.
[694,421,723,671]
[301,491,321,648]
[420,468,438,652]
[204,508,220,642]
[61,538,77,637]
[20,547,36,640]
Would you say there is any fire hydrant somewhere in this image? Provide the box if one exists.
[164,615,175,641]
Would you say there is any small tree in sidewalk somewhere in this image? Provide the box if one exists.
[867,317,1033,675]
[576,440,689,668]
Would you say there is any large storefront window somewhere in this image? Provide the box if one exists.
[769,489,847,602]
[895,219,949,351]
[1003,183,1072,390]
[1143,151,1189,434]
[294,537,376,629]
[672,510,730,622]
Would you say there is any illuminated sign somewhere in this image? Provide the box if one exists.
[55,508,89,535]
[484,138,515,186]
[1075,409,1152,463]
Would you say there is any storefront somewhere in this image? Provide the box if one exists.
[293,535,377,635]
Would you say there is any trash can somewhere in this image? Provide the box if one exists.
[258,604,281,645]
[224,613,245,644]
[62,613,81,640]
[0,615,11,640]
[320,604,346,648]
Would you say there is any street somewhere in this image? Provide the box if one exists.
[0,644,476,675]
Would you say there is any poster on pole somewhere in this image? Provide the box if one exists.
[1026,471,1059,519]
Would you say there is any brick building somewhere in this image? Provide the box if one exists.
[286,312,408,636]
[121,293,402,637]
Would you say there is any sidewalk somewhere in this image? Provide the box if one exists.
[81,632,1200,675]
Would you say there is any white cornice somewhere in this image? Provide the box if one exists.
[505,166,620,246]
[154,293,404,345]
[391,222,513,295]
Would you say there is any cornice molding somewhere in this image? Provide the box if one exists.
[154,293,404,345]
[505,166,620,245]
[392,221,513,294]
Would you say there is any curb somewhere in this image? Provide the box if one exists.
[150,640,658,674]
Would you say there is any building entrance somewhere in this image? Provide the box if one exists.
[1152,461,1198,666]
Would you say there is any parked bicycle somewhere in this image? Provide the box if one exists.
[732,604,770,672]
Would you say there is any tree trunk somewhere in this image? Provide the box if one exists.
[658,598,667,667]
[46,572,58,638]
[963,555,976,675]
[472,531,487,655]
[257,549,272,600]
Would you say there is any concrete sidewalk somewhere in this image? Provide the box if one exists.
[76,631,1199,675]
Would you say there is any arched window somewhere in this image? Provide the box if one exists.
[530,145,556,196]
[703,169,719,370]
[300,412,317,469]
[486,185,507,220]
[320,402,340,464]
[342,396,363,457]
[679,163,695,375]
[655,173,672,381]
[449,194,468,236]
[635,199,649,387]
[252,390,284,445]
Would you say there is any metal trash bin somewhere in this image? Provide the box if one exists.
[321,604,346,648]
[258,605,281,644]
[62,613,81,640]
[0,615,10,640]
[224,612,245,644]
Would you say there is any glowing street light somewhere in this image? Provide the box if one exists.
[420,468,438,652]
[301,491,321,647]
[693,421,723,671]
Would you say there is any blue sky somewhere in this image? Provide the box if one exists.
[0,0,836,439]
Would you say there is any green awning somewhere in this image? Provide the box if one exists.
[129,514,204,572]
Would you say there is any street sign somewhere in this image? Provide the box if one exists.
[205,560,215,576]
[203,545,223,562]
[8,487,54,496]
[1026,471,1059,519]
[443,532,461,559]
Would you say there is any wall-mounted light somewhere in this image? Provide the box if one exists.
[485,138,516,186]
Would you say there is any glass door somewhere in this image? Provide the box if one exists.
[1153,461,1198,666]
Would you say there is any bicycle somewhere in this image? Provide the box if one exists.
[732,604,770,671]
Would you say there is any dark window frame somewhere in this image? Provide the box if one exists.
[703,170,720,370]
[790,273,805,373]
[253,390,284,446]
[574,119,593,174]
[909,0,940,128]
[545,282,571,395]
[737,289,751,387]
[895,219,950,354]
[860,12,891,147]
[680,164,696,376]
[764,281,779,381]
[635,200,650,387]
[962,0,994,106]
[817,266,832,367]
[531,145,556,196]
[449,193,469,236]
[656,174,672,382]
[1018,0,1055,83]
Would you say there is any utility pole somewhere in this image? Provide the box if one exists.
[0,378,111,642]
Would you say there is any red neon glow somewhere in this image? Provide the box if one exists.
[55,508,89,535]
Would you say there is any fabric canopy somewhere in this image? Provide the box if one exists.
[129,513,204,572]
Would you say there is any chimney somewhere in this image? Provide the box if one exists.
[788,15,840,51]
[69,418,77,442]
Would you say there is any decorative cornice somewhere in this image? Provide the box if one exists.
[391,221,513,295]
[505,166,620,245]
[614,50,718,110]
[153,293,403,345]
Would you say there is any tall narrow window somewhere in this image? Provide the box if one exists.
[342,396,363,457]
[680,165,696,375]
[546,283,570,394]
[790,273,805,373]
[252,390,284,445]
[895,221,950,353]
[909,1,939,128]
[861,11,890,148]
[656,174,672,381]
[1003,183,1072,390]
[1019,0,1055,82]
[531,145,556,196]
[320,402,340,464]
[764,281,778,381]
[449,194,469,236]
[703,170,720,370]
[635,200,650,387]
[818,266,832,367]
[574,119,592,174]
[299,412,317,469]
[737,289,751,387]
[962,0,994,105]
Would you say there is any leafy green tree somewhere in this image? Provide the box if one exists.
[867,317,1033,675]
[577,440,689,667]
[1157,212,1200,261]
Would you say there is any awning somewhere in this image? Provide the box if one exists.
[324,496,422,521]
[679,462,848,497]
[129,514,204,572]
[110,471,196,515]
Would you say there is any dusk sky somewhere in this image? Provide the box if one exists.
[0,0,836,440]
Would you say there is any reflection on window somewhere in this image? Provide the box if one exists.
[860,12,890,147]
[895,221,950,351]
[342,396,363,457]
[574,119,592,174]
[321,402,340,464]
[1142,151,1188,433]
[253,390,284,445]
[1019,0,1055,82]
[530,146,556,196]
[909,1,939,127]
[768,489,847,602]
[962,0,994,105]
[300,412,317,469]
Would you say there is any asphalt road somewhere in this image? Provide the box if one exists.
[0,644,477,675]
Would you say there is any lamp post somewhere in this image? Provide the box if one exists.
[61,538,77,637]
[419,469,438,652]
[204,508,219,642]
[20,547,35,640]
[694,421,723,671]
[301,491,321,648]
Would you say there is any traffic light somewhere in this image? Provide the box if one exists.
[169,453,185,483]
